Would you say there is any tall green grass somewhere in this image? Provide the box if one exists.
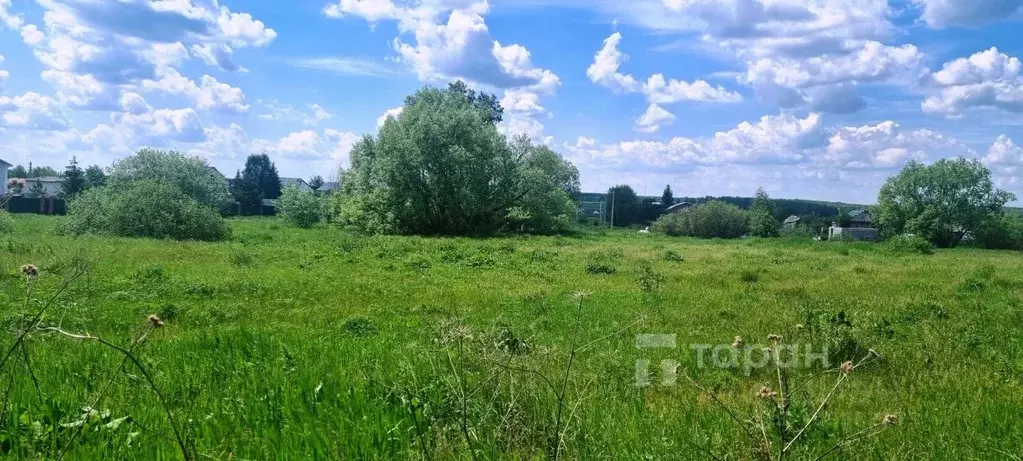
[0,215,1020,459]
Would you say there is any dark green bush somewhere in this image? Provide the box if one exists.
[973,214,1023,250]
[884,234,934,255]
[61,181,231,242]
[652,200,749,239]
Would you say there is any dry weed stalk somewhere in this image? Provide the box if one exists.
[684,333,897,460]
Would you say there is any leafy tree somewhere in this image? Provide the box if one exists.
[84,165,106,190]
[234,154,281,207]
[505,137,580,234]
[604,185,641,227]
[62,156,86,198]
[661,184,674,208]
[277,185,323,228]
[108,148,232,210]
[652,200,749,238]
[333,82,581,235]
[28,164,60,177]
[748,187,779,237]
[308,175,324,190]
[876,158,1015,247]
[8,165,28,178]
[61,181,231,241]
[333,84,575,235]
[447,80,503,124]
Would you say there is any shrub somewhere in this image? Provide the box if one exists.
[663,250,685,262]
[780,224,815,239]
[973,214,1023,250]
[652,200,749,239]
[61,181,231,241]
[0,210,13,234]
[884,234,934,255]
[277,185,323,228]
[108,148,232,210]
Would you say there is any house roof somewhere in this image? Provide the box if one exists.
[666,202,693,212]
[783,215,801,224]
[849,209,869,217]
[0,158,11,168]
[27,176,63,183]
[318,181,339,192]
[280,177,309,188]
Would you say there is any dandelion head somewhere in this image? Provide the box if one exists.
[840,360,854,374]
[571,290,593,300]
[21,264,38,278]
[767,334,782,344]
[732,336,745,349]
[148,314,165,328]
[756,386,778,399]
[882,414,899,426]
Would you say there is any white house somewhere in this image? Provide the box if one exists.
[280,177,314,193]
[0,158,10,195]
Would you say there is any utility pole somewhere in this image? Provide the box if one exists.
[609,189,616,229]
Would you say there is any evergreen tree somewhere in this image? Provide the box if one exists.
[61,156,86,198]
[240,154,282,202]
[231,170,260,208]
[661,184,674,208]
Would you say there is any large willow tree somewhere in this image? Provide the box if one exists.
[332,82,578,235]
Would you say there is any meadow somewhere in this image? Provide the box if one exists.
[1,214,1021,459]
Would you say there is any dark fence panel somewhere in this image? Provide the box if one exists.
[4,196,66,215]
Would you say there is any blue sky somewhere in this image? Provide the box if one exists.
[2,0,1023,203]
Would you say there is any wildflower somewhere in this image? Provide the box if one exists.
[767,334,782,344]
[756,386,778,399]
[148,315,164,328]
[882,414,899,426]
[21,264,39,278]
[840,360,854,374]
[570,290,593,300]
[732,336,745,349]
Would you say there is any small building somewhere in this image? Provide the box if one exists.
[847,209,872,228]
[280,177,314,193]
[829,226,879,241]
[21,177,63,198]
[829,209,878,241]
[665,202,693,213]
[783,215,801,227]
[0,159,10,195]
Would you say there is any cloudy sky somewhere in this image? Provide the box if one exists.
[2,0,1023,203]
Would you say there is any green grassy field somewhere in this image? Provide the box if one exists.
[1,214,1021,459]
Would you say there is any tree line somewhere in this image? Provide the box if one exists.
[22,79,1023,250]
